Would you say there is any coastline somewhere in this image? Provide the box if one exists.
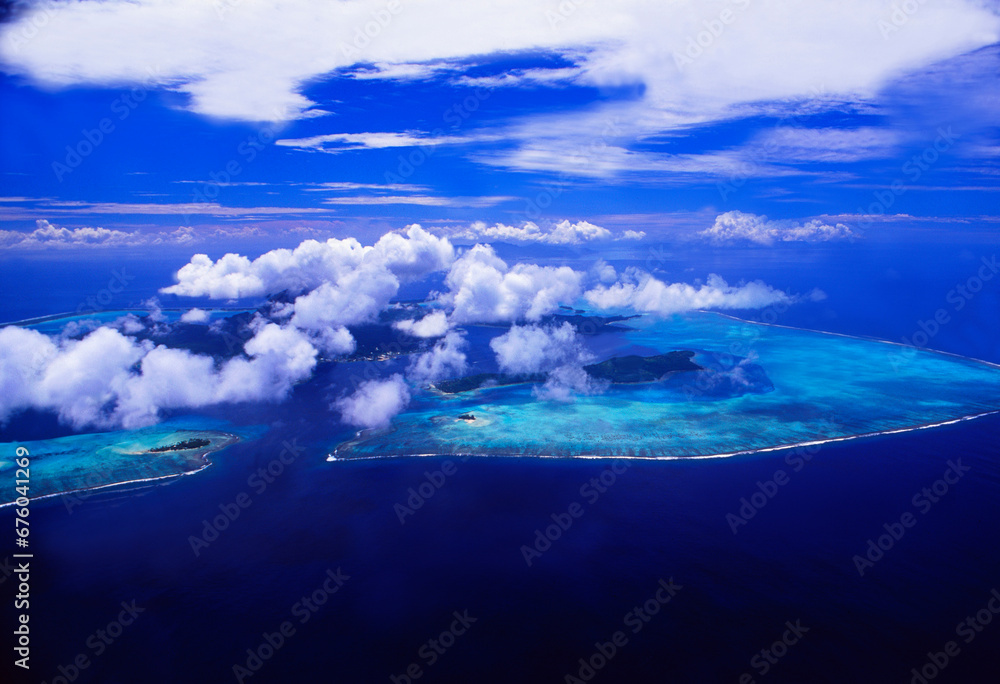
[328,409,1000,463]
[331,312,1000,462]
[0,431,241,509]
[0,307,255,328]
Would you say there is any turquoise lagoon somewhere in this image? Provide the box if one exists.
[5,308,255,335]
[0,418,262,505]
[336,312,1000,460]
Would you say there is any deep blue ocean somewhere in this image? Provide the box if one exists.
[2,236,999,683]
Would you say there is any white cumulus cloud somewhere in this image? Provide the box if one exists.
[585,271,791,316]
[290,270,399,332]
[489,322,603,402]
[308,326,356,357]
[700,211,857,245]
[394,310,449,338]
[442,244,583,324]
[0,321,319,429]
[334,374,410,429]
[180,308,210,324]
[408,332,468,385]
[489,322,592,375]
[162,224,452,299]
[453,219,614,245]
[534,365,606,403]
[0,223,810,429]
[162,225,456,353]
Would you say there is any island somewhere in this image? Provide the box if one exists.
[583,351,701,382]
[433,351,702,394]
[1,427,245,507]
[330,311,1000,461]
[434,372,547,394]
[148,437,211,453]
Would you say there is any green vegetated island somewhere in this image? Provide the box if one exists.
[1,429,241,506]
[433,351,702,394]
[333,310,1000,461]
[148,438,212,453]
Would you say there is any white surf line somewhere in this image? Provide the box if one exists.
[326,409,1000,464]
[0,432,241,509]
[0,462,212,510]
[328,312,1000,463]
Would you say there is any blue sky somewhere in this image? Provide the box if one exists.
[0,0,998,248]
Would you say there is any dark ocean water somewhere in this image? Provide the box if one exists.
[1,238,999,683]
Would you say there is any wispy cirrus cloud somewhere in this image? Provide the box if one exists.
[1,0,996,200]
[2,0,994,131]
[274,131,494,153]
[743,126,903,164]
[453,67,583,89]
[321,195,514,208]
[304,182,434,192]
[0,199,331,220]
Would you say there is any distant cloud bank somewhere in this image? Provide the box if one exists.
[0,220,148,249]
[450,220,644,245]
[700,211,857,245]
[0,220,317,250]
